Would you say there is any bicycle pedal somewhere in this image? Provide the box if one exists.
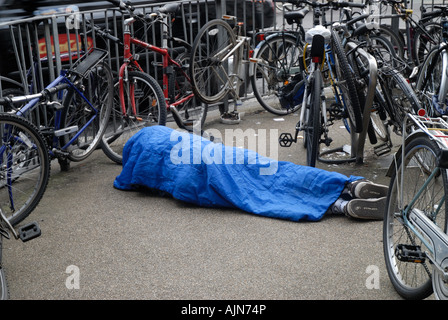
[395,244,426,263]
[18,222,41,242]
[374,142,392,156]
[279,133,295,147]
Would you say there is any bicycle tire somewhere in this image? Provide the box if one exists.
[0,233,8,300]
[305,70,322,167]
[375,65,421,136]
[416,45,447,117]
[190,19,237,104]
[384,135,447,299]
[377,24,405,62]
[170,52,208,130]
[61,61,113,162]
[0,113,50,226]
[250,33,304,115]
[101,71,167,164]
[413,21,442,66]
[331,30,363,133]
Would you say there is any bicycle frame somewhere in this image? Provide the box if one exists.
[11,72,100,157]
[119,16,193,115]
[393,113,448,279]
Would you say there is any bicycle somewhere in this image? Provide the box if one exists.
[415,13,448,118]
[337,5,422,155]
[0,47,112,226]
[249,4,309,115]
[377,0,445,71]
[189,12,253,123]
[384,112,448,300]
[274,0,366,167]
[100,0,209,164]
[0,19,108,171]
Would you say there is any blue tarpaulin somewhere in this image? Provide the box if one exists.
[114,126,362,222]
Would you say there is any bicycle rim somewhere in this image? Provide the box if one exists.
[0,233,8,300]
[0,114,50,226]
[170,52,208,130]
[250,34,304,115]
[413,22,442,66]
[62,61,113,162]
[101,71,167,164]
[190,19,237,104]
[384,136,447,299]
[416,46,447,117]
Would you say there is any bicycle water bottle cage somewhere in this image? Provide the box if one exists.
[310,35,325,64]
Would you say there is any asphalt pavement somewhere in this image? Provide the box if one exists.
[2,96,432,302]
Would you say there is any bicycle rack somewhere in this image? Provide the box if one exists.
[318,43,377,165]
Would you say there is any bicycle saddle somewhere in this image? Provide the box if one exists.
[284,8,310,25]
[158,3,180,15]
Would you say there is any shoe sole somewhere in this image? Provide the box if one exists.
[346,197,386,220]
[353,181,388,199]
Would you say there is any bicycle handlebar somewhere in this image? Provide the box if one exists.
[107,0,135,12]
[87,21,122,45]
[0,83,71,106]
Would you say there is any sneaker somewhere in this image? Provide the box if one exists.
[349,180,388,199]
[345,197,386,220]
[220,111,241,124]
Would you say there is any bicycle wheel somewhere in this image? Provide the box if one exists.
[0,232,8,300]
[377,66,421,132]
[376,24,405,62]
[171,52,208,130]
[384,135,447,299]
[250,33,304,115]
[305,70,322,167]
[413,22,442,66]
[101,71,167,164]
[416,46,447,117]
[61,61,113,162]
[331,30,363,133]
[0,114,50,226]
[190,19,237,104]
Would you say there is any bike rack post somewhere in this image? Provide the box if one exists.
[318,43,377,165]
[215,0,230,115]
[350,44,377,164]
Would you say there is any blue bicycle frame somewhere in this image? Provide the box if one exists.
[13,70,100,158]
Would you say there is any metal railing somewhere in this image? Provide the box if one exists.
[0,0,447,108]
[0,1,274,96]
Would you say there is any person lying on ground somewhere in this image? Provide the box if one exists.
[114,126,388,222]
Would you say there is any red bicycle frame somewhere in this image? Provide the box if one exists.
[118,16,194,117]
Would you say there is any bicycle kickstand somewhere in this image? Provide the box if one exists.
[0,209,41,242]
